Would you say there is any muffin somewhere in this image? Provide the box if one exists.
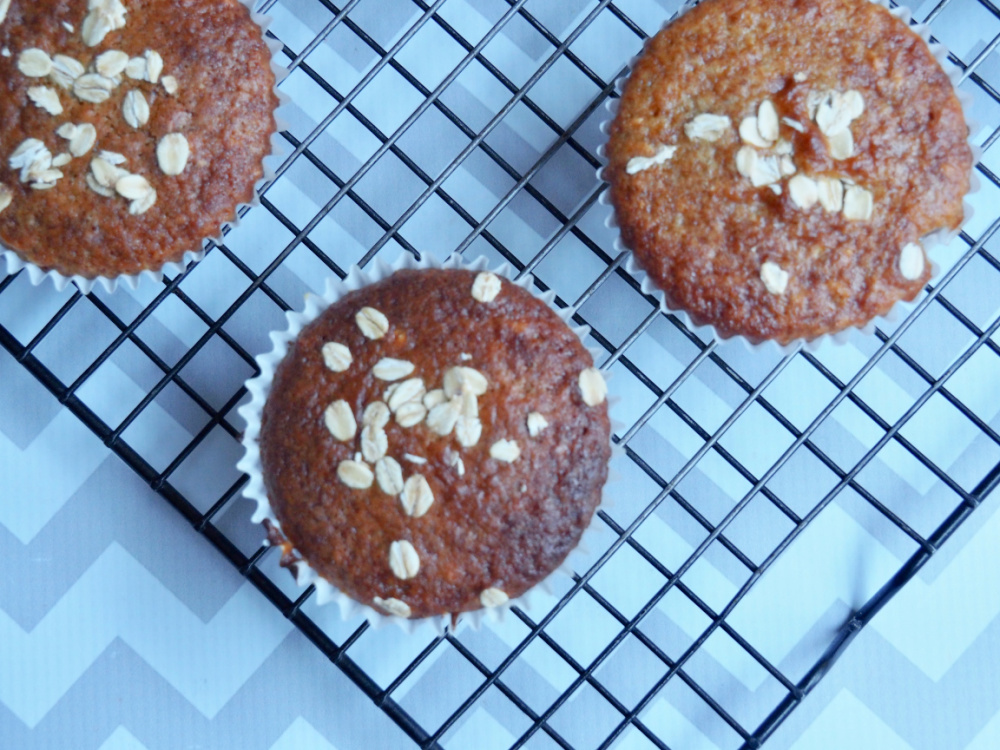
[604,0,973,344]
[0,0,277,283]
[253,266,611,621]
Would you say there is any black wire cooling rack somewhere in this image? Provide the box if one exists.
[2,0,1000,748]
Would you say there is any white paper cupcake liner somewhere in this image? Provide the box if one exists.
[237,252,620,636]
[0,0,290,295]
[596,0,982,355]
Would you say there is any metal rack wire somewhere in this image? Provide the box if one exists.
[2,0,999,747]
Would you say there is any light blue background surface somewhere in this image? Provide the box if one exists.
[2,0,1000,747]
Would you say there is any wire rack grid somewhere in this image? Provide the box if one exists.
[2,0,1000,748]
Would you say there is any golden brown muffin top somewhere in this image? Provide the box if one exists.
[605,0,972,344]
[259,268,611,620]
[0,0,277,279]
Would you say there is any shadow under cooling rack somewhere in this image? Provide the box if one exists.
[3,0,1000,748]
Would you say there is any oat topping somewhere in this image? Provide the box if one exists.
[99,150,126,165]
[80,15,110,47]
[115,173,157,215]
[395,401,427,428]
[323,400,357,442]
[0,0,10,25]
[454,394,483,445]
[373,596,411,618]
[431,392,464,431]
[471,271,502,303]
[9,139,62,190]
[684,113,732,142]
[448,452,466,476]
[816,176,844,213]
[130,186,156,214]
[1,48,9,57]
[51,152,71,168]
[18,49,53,78]
[372,357,415,381]
[0,185,12,214]
[155,133,190,176]
[480,588,509,608]
[144,49,163,84]
[768,184,782,195]
[793,72,807,83]
[459,352,472,361]
[443,366,488,398]
[374,456,404,495]
[735,146,784,188]
[456,393,479,428]
[578,367,607,407]
[10,139,49,174]
[82,0,128,48]
[84,175,109,196]
[788,174,819,209]
[321,341,352,372]
[58,122,98,157]
[526,411,548,437]
[843,184,874,221]
[362,401,390,429]
[806,91,823,121]
[27,86,63,115]
[95,49,129,78]
[625,144,677,175]
[161,74,178,95]
[29,177,61,191]
[827,128,854,161]
[423,389,446,410]
[739,109,774,148]
[87,154,130,197]
[73,73,114,103]
[760,261,789,295]
[400,474,434,518]
[85,159,117,196]
[899,242,925,281]
[781,116,805,133]
[50,54,85,89]
[757,100,779,142]
[460,390,478,418]
[389,539,420,581]
[807,89,864,161]
[337,459,374,489]
[403,453,427,464]
[735,146,756,178]
[355,306,389,339]
[387,377,426,412]
[125,55,146,80]
[89,156,125,188]
[490,439,521,463]
[814,90,864,136]
[121,89,149,128]
[426,399,461,436]
[360,423,388,462]
[751,154,782,187]
[455,415,482,447]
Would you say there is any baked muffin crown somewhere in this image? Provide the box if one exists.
[259,267,612,620]
[0,0,277,280]
[605,0,972,344]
